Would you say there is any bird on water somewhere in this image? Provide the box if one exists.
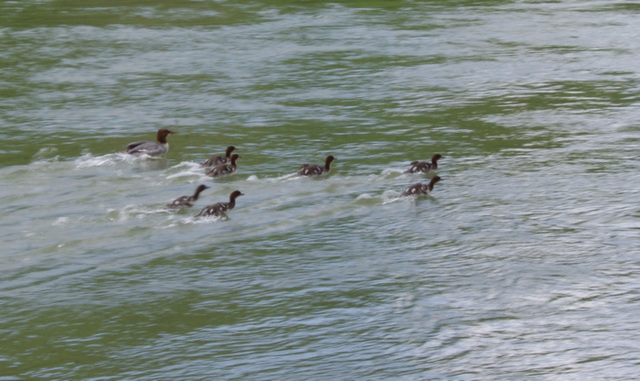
[125,129,177,156]
[167,184,210,209]
[402,176,442,196]
[196,190,244,217]
[405,154,443,174]
[297,155,335,176]
[207,154,240,177]
[202,146,236,167]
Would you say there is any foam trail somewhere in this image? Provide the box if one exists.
[165,161,206,180]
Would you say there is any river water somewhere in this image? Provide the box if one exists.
[1,1,639,379]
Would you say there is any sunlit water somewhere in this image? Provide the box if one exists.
[1,1,639,379]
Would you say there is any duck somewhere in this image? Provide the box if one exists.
[297,155,335,176]
[207,154,240,177]
[201,146,236,167]
[125,129,176,156]
[167,184,210,208]
[402,176,441,196]
[405,154,443,174]
[196,190,244,217]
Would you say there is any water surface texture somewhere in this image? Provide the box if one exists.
[1,1,640,379]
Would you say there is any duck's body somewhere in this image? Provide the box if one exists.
[202,146,236,167]
[196,190,244,217]
[405,154,443,174]
[297,155,335,176]
[402,176,441,196]
[207,154,240,177]
[126,129,176,156]
[167,184,209,208]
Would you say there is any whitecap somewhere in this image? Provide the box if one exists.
[382,190,404,204]
[356,193,374,200]
[381,167,406,177]
[32,147,59,162]
[165,161,206,181]
[52,216,70,226]
[267,173,300,182]
[181,215,225,224]
[105,205,171,223]
[74,152,121,168]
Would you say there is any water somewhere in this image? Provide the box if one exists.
[1,1,639,379]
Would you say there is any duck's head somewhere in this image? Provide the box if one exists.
[157,129,177,142]
[230,190,245,200]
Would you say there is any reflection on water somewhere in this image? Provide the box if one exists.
[1,1,640,379]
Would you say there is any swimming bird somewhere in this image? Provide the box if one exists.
[167,184,210,208]
[402,176,441,196]
[196,190,244,217]
[297,155,335,176]
[207,154,240,177]
[405,154,443,174]
[201,146,236,167]
[125,129,176,156]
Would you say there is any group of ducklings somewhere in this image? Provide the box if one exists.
[125,129,442,218]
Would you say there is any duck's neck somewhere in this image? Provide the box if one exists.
[193,188,205,199]
[427,178,438,191]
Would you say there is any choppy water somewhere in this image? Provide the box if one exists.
[1,1,640,379]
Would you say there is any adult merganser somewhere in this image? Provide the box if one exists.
[402,176,441,196]
[125,129,176,156]
[167,184,210,208]
[196,190,244,217]
[201,146,236,167]
[405,154,443,174]
[207,154,240,177]
[297,155,335,176]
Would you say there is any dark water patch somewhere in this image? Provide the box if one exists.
[2,0,640,379]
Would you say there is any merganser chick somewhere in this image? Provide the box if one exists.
[201,146,236,167]
[402,176,441,196]
[125,129,176,156]
[297,155,335,176]
[196,190,244,217]
[207,154,240,177]
[167,184,210,208]
[405,154,443,174]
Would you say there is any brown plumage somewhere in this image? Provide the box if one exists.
[167,184,210,208]
[297,155,335,176]
[402,176,441,196]
[196,190,244,217]
[201,146,236,167]
[207,154,240,177]
[405,154,443,174]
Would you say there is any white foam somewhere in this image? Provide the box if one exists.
[165,161,206,180]
[52,216,70,226]
[267,173,300,182]
[181,215,225,224]
[356,193,374,200]
[382,190,403,204]
[32,147,59,162]
[74,152,118,168]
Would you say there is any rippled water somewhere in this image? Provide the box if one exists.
[1,1,640,379]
